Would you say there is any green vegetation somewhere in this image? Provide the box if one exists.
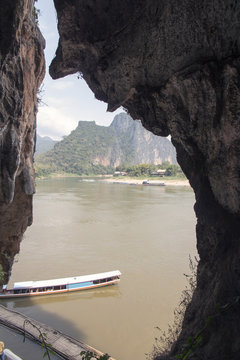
[22,320,110,360]
[115,162,185,178]
[80,351,110,360]
[0,265,6,284]
[150,254,240,360]
[116,163,155,176]
[34,163,55,178]
[150,257,198,360]
[175,296,240,360]
[34,160,185,180]
[33,1,40,25]
[23,320,55,360]
[35,121,116,177]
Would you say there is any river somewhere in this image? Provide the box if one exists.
[1,177,197,360]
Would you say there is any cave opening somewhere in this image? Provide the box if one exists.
[1,0,240,359]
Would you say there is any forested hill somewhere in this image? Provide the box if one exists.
[35,113,177,176]
[35,134,57,156]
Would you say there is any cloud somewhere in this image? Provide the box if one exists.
[46,96,65,106]
[49,80,76,91]
[37,106,79,140]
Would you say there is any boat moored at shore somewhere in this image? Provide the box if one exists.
[0,270,121,298]
[142,180,165,186]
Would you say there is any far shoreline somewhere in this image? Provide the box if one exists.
[36,173,190,187]
[101,176,190,187]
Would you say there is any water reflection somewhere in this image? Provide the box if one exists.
[2,285,121,309]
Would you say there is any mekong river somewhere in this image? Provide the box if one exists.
[1,178,197,360]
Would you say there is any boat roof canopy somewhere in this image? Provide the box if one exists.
[13,270,121,289]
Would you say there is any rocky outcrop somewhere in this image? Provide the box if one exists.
[50,1,240,359]
[0,0,45,281]
[110,113,176,165]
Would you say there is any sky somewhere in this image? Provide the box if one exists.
[36,0,123,140]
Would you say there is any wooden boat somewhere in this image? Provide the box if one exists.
[0,270,121,298]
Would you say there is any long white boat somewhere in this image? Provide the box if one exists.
[0,270,121,298]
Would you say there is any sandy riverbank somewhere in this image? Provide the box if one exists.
[101,177,190,186]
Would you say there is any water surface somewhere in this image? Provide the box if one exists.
[3,178,197,359]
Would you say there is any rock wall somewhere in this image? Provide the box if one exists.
[50,1,240,359]
[0,0,45,281]
[110,113,177,165]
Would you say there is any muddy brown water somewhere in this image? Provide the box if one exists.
[1,178,197,360]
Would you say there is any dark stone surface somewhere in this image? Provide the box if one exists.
[0,0,45,281]
[50,1,240,358]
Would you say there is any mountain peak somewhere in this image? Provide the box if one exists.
[78,120,96,127]
[110,112,139,132]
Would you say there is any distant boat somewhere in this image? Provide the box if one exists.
[0,270,121,298]
[142,181,165,186]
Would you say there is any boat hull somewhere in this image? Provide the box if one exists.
[0,279,120,298]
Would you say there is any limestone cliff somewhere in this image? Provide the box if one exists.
[50,1,240,359]
[110,113,176,165]
[0,0,45,280]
